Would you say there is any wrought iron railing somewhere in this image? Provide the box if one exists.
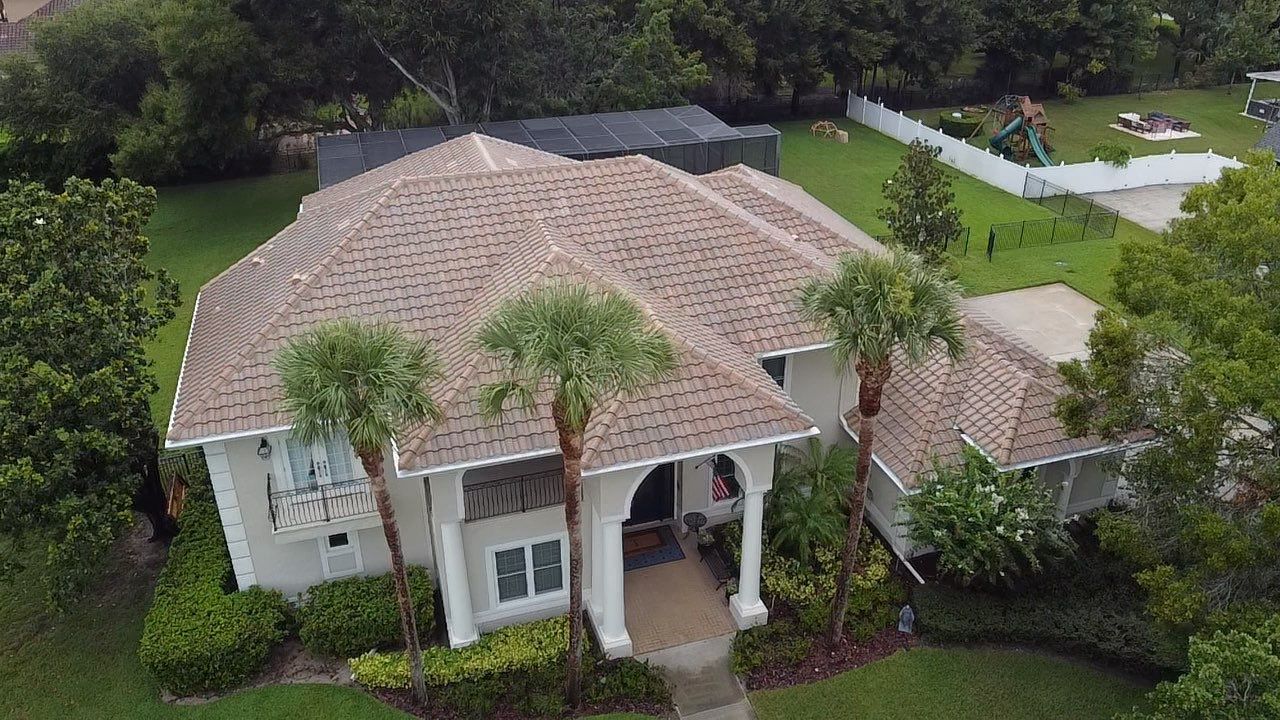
[267,473,378,530]
[464,470,564,521]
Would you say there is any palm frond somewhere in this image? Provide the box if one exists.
[274,319,444,455]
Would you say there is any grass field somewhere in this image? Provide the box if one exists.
[750,647,1151,720]
[907,83,1280,164]
[144,172,317,426]
[776,119,1144,303]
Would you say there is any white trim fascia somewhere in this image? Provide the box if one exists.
[166,291,201,438]
[756,341,833,359]
[840,414,915,494]
[581,427,820,477]
[396,447,560,479]
[956,431,1140,472]
[473,593,569,625]
[165,424,293,450]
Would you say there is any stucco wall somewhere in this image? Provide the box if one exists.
[216,434,434,598]
[461,503,568,624]
[784,348,856,448]
[1036,454,1118,513]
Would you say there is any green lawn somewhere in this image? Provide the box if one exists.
[0,537,648,720]
[908,83,1280,164]
[750,647,1151,720]
[777,119,1147,304]
[144,172,318,426]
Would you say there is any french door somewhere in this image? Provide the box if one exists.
[281,434,361,491]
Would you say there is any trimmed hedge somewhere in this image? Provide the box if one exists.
[350,615,568,688]
[915,583,1185,672]
[138,468,290,695]
[297,566,435,658]
[939,111,983,138]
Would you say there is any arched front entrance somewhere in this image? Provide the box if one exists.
[624,463,675,527]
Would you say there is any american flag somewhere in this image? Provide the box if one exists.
[712,472,735,502]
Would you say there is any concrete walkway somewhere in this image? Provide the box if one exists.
[1082,183,1196,233]
[639,634,754,720]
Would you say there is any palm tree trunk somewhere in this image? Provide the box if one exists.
[553,402,585,707]
[360,451,427,702]
[827,360,891,645]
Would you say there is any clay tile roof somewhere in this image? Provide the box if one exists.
[168,135,849,472]
[849,310,1120,487]
[0,0,86,55]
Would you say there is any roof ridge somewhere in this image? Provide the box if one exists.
[995,375,1033,464]
[907,358,956,477]
[470,133,499,170]
[171,180,405,434]
[628,155,837,274]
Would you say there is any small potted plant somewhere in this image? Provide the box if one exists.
[696,529,716,548]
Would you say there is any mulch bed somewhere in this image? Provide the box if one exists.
[742,628,917,691]
[372,689,671,720]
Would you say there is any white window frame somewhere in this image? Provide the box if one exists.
[318,530,364,579]
[707,454,743,510]
[760,355,790,392]
[270,431,368,492]
[484,532,569,611]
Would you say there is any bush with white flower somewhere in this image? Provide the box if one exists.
[902,446,1074,587]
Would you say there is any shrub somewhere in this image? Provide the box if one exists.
[138,471,290,695]
[297,566,435,657]
[349,616,568,688]
[437,676,503,720]
[731,620,811,675]
[586,658,671,706]
[914,583,1185,672]
[1088,140,1133,168]
[902,446,1074,587]
[1057,82,1085,103]
[938,111,983,139]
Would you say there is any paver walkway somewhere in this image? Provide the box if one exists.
[639,634,753,720]
[624,531,736,655]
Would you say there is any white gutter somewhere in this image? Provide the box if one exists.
[396,447,560,479]
[956,431,1139,472]
[164,292,201,444]
[165,423,294,450]
[756,341,833,359]
[581,426,821,477]
[840,413,915,494]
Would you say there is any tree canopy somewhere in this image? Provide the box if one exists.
[0,178,178,608]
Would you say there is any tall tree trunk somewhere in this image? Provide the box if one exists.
[553,401,585,707]
[133,429,177,542]
[361,450,426,702]
[869,66,879,97]
[827,360,891,645]
[790,86,802,115]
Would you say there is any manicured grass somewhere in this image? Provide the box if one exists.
[144,172,317,427]
[750,647,1151,720]
[0,538,650,720]
[908,83,1280,164]
[777,119,1144,304]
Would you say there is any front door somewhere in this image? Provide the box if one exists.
[626,463,675,527]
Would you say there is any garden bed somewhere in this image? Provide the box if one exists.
[741,626,916,691]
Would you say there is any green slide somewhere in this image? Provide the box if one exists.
[988,115,1023,158]
[1024,123,1054,166]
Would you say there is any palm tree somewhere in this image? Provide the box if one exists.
[276,319,443,702]
[477,281,676,706]
[770,438,856,565]
[799,249,965,644]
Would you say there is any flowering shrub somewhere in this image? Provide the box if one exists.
[903,446,1074,586]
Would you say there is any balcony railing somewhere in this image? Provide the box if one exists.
[464,470,565,521]
[267,473,378,531]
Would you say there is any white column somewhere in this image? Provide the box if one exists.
[730,488,768,628]
[595,518,632,657]
[1058,458,1082,517]
[589,505,605,617]
[204,441,256,590]
[1246,78,1258,114]
[439,521,478,647]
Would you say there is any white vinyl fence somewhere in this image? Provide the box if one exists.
[847,94,1243,197]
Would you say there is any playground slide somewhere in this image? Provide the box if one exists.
[988,115,1024,158]
[1024,123,1054,166]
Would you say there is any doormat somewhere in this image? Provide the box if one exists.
[622,525,685,572]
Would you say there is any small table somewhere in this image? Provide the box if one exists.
[682,511,707,538]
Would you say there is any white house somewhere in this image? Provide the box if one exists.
[165,133,1126,657]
